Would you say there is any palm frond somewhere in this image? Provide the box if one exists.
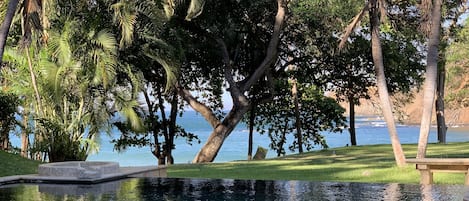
[143,47,179,92]
[162,0,176,19]
[48,21,73,66]
[0,1,7,19]
[162,0,205,21]
[114,91,144,132]
[92,30,118,55]
[125,64,144,98]
[185,0,205,21]
[88,29,118,88]
[111,0,137,49]
[37,53,61,98]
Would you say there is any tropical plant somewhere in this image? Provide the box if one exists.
[111,0,200,165]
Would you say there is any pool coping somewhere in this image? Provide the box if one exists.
[0,166,166,186]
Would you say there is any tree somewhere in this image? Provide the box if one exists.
[158,0,287,163]
[254,83,346,156]
[339,0,407,167]
[435,0,468,143]
[417,0,443,159]
[370,0,406,166]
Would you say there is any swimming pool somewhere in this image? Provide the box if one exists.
[0,178,467,200]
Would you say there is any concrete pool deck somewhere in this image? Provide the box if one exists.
[0,165,167,186]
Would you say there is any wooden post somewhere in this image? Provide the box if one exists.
[420,170,433,185]
[465,168,469,185]
[418,164,433,185]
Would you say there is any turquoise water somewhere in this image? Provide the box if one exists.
[0,178,467,200]
[10,111,469,166]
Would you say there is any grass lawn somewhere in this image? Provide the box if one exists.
[0,151,42,177]
[168,142,469,184]
[2,142,469,184]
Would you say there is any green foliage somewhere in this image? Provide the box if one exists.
[34,118,89,161]
[445,18,469,109]
[0,91,19,150]
[1,0,145,162]
[112,1,202,164]
[255,84,346,156]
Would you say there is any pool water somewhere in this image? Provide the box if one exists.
[0,178,467,201]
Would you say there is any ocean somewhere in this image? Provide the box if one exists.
[10,111,469,166]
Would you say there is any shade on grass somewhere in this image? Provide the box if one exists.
[168,142,469,184]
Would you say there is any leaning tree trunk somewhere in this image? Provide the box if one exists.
[417,0,442,159]
[0,0,20,65]
[370,0,406,167]
[192,105,250,163]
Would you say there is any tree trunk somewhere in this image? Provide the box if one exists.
[278,119,289,157]
[349,97,357,146]
[21,132,29,157]
[248,104,255,160]
[158,93,169,166]
[144,89,164,165]
[370,0,406,167]
[0,133,9,151]
[0,0,19,65]
[417,0,442,158]
[292,79,303,153]
[21,114,29,157]
[167,91,178,165]
[192,106,250,163]
[436,65,446,143]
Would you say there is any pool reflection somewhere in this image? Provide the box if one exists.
[0,178,467,200]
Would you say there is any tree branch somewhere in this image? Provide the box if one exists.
[215,38,250,107]
[338,1,370,50]
[175,83,221,128]
[241,0,287,92]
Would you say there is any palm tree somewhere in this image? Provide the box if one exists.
[339,0,406,167]
[417,0,443,158]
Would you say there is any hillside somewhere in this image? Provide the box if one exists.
[340,90,469,126]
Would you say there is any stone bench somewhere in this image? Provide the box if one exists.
[406,158,469,185]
